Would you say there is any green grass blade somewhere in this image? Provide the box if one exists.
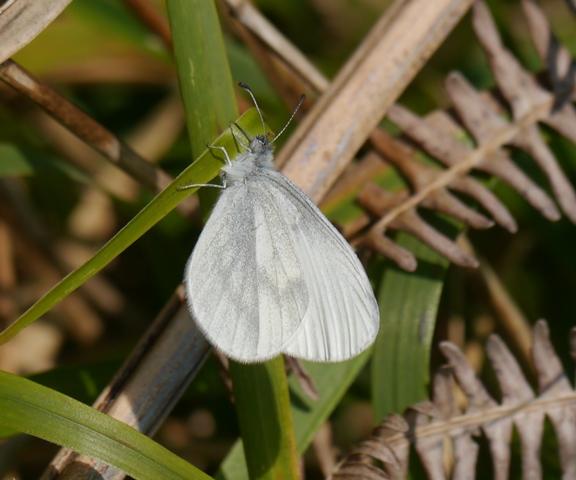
[167,2,299,479]
[0,371,211,480]
[218,352,370,479]
[229,358,299,480]
[371,233,449,420]
[0,110,260,344]
[167,0,237,158]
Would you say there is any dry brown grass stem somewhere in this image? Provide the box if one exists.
[460,236,533,368]
[221,0,329,93]
[0,60,198,219]
[276,0,475,202]
[123,0,173,49]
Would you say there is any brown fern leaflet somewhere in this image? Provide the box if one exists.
[331,320,576,479]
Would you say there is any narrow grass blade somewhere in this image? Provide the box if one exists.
[0,371,211,480]
[229,358,299,480]
[372,233,450,420]
[0,110,260,344]
[218,351,370,479]
[167,0,237,158]
[167,2,300,479]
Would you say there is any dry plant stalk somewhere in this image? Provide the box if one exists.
[459,236,533,368]
[0,218,17,322]
[123,0,173,49]
[0,60,198,218]
[223,0,576,271]
[62,90,185,240]
[276,0,476,203]
[312,422,338,477]
[332,320,576,480]
[0,0,73,63]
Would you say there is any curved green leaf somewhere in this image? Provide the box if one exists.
[0,371,211,480]
[372,233,449,420]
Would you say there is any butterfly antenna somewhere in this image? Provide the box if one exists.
[238,82,266,135]
[271,94,305,144]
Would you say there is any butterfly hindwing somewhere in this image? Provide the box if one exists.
[259,171,380,361]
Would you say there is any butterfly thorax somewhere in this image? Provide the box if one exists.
[223,135,275,185]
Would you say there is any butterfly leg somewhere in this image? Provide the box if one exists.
[178,145,228,190]
[207,144,233,166]
[177,182,225,191]
[178,144,233,191]
[229,123,249,153]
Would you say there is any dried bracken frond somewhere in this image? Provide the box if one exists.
[356,1,576,267]
[222,0,576,271]
[331,320,576,479]
[521,0,576,111]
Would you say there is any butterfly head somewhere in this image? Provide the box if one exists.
[249,134,272,155]
[237,81,304,148]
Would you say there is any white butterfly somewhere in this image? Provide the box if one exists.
[184,85,379,363]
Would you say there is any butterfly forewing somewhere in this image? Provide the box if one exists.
[185,181,309,362]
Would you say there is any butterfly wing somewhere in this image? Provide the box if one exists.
[185,181,309,362]
[259,171,380,362]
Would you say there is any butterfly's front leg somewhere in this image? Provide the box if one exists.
[207,144,233,166]
[177,144,232,191]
